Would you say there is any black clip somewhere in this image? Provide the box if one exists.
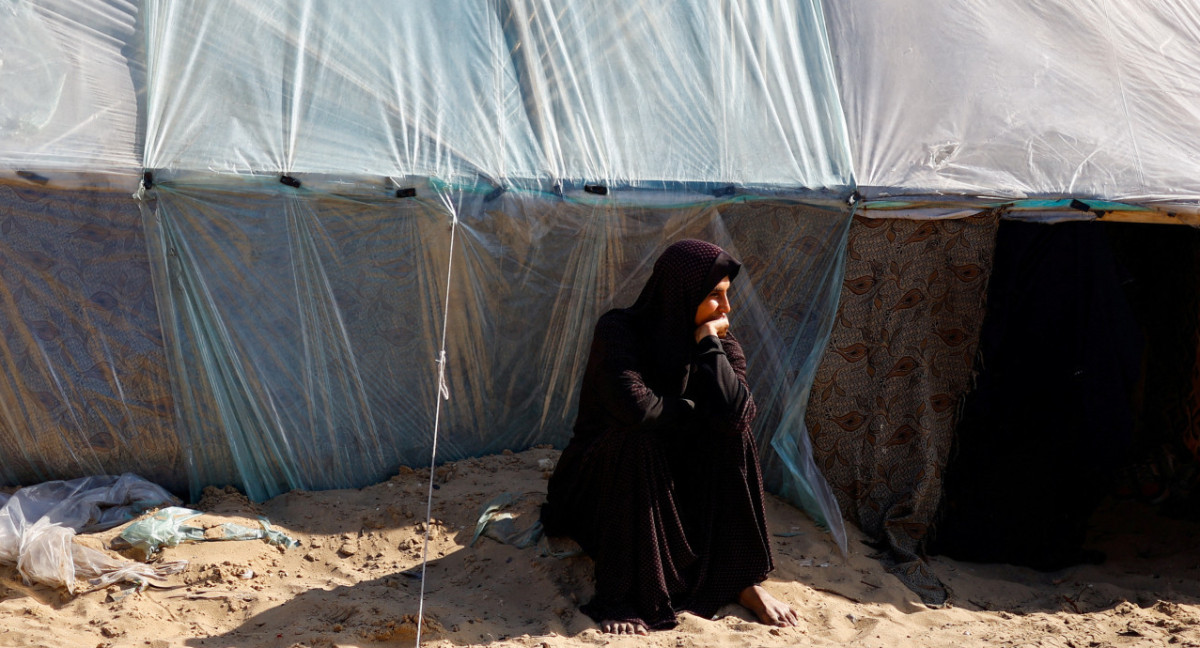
[16,170,49,185]
[280,175,301,188]
[1068,199,1090,212]
[713,185,736,198]
[142,171,154,190]
[395,187,417,198]
[484,185,506,202]
[583,184,608,196]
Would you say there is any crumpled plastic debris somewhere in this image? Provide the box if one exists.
[469,493,583,559]
[211,518,300,548]
[117,506,205,555]
[471,493,533,546]
[118,508,300,552]
[470,493,559,554]
[471,493,519,546]
[0,474,184,592]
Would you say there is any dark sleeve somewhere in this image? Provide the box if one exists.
[588,315,694,431]
[688,334,754,430]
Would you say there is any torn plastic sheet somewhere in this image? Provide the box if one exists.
[212,519,300,548]
[470,493,585,559]
[470,493,543,549]
[0,474,184,592]
[118,507,300,554]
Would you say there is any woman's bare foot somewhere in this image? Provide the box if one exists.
[738,584,799,627]
[600,619,648,635]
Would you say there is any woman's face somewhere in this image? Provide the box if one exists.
[694,276,732,325]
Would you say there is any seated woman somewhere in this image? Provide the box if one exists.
[541,239,798,635]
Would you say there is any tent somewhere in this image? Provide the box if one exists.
[3,0,1199,604]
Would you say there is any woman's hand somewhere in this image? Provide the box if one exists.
[694,314,729,343]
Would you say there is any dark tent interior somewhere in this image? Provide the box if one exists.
[933,220,1200,571]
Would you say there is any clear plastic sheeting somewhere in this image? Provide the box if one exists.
[141,180,454,501]
[141,0,541,181]
[455,194,853,550]
[721,202,853,552]
[0,0,142,174]
[0,0,872,550]
[500,0,851,189]
[0,474,181,591]
[140,0,852,191]
[135,176,851,550]
[825,0,1200,214]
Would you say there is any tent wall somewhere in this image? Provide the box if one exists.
[144,185,854,541]
[1,0,857,541]
[2,172,853,551]
[808,216,1200,597]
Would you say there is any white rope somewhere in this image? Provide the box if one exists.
[416,211,458,647]
[436,350,451,402]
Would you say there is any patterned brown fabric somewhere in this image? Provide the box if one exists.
[0,183,180,489]
[805,212,1000,605]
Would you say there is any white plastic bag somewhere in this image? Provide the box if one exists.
[0,474,181,592]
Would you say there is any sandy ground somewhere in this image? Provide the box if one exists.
[2,447,1199,648]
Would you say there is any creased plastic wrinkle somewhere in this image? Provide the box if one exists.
[138,0,850,188]
[0,474,180,592]
[0,0,141,171]
[0,8,67,136]
[825,0,1200,206]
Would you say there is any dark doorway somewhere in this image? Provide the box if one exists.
[932,219,1200,570]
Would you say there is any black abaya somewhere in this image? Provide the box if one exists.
[541,239,773,629]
